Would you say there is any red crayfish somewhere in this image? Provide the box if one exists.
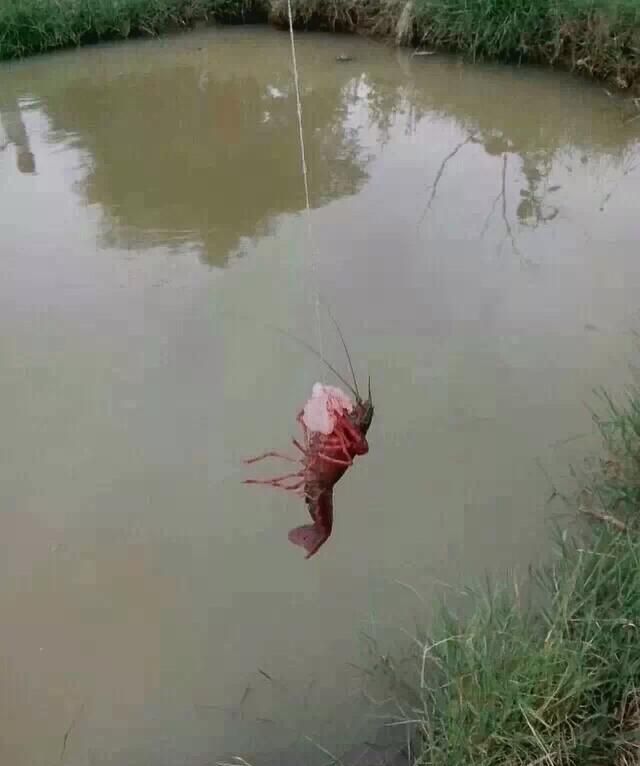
[243,330,374,559]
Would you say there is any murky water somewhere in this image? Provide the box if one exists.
[1,26,639,765]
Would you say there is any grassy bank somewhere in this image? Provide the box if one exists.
[0,0,261,59]
[279,0,640,87]
[2,0,640,89]
[366,387,640,765]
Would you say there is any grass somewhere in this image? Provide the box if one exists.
[410,0,640,86]
[0,0,265,59]
[412,529,640,764]
[262,0,640,86]
[1,0,640,88]
[363,384,640,765]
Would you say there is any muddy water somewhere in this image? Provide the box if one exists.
[1,26,639,765]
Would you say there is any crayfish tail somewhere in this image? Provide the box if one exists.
[288,491,334,559]
[287,524,329,559]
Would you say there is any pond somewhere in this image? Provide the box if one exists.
[1,26,639,766]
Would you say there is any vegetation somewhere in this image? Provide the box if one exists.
[2,0,640,88]
[0,0,263,60]
[409,0,640,86]
[277,0,640,86]
[364,385,640,765]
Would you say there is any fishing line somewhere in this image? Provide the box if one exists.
[285,0,327,383]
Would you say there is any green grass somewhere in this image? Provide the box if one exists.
[412,529,640,764]
[410,0,640,85]
[0,0,265,59]
[366,386,640,765]
[1,0,640,88]
[268,0,640,85]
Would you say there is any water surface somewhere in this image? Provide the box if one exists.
[1,27,639,765]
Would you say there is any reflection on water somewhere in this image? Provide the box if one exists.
[0,27,639,766]
[19,50,370,265]
[0,93,36,174]
[1,32,637,266]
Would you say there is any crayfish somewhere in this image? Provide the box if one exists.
[243,327,373,559]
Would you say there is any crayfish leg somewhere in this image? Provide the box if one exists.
[244,451,300,465]
[292,438,308,455]
[296,410,311,440]
[317,452,352,467]
[244,470,304,485]
[313,428,355,466]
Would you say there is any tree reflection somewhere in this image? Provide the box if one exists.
[391,58,638,247]
[0,92,36,174]
[11,40,638,266]
[517,155,559,227]
[36,59,370,266]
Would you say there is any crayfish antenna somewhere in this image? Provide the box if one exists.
[219,307,361,400]
[264,320,357,399]
[321,299,360,401]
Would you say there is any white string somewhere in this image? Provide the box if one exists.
[286,0,326,382]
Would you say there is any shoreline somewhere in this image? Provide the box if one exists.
[1,0,639,91]
[357,384,640,765]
